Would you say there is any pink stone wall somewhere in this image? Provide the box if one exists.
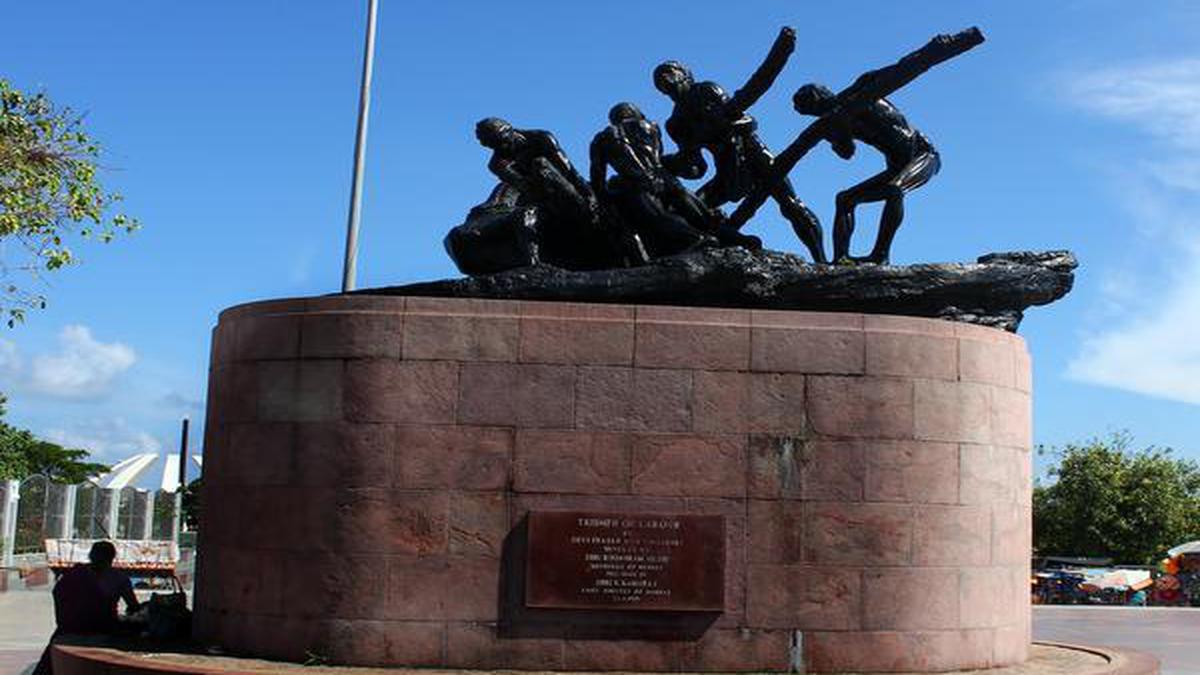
[194,296,1032,672]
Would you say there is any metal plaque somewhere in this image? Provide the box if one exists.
[525,510,725,612]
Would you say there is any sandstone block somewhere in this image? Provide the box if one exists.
[576,367,692,432]
[747,565,861,629]
[631,433,746,498]
[458,363,575,428]
[959,337,1016,387]
[635,306,750,370]
[514,430,630,494]
[991,386,1032,449]
[519,311,634,365]
[300,311,402,359]
[225,423,294,487]
[403,311,518,362]
[258,360,344,423]
[748,499,804,564]
[332,489,449,556]
[235,314,301,361]
[866,330,957,380]
[863,567,959,630]
[387,556,497,621]
[808,376,914,439]
[913,504,991,566]
[960,445,1019,506]
[864,440,959,504]
[394,426,511,491]
[293,422,393,488]
[804,502,913,565]
[345,360,457,424]
[449,492,508,558]
[914,379,991,444]
[751,327,865,374]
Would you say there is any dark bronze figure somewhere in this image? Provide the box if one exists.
[725,28,985,265]
[443,184,541,276]
[589,102,722,258]
[447,27,985,276]
[793,84,939,264]
[475,117,597,231]
[447,117,641,273]
[653,27,826,263]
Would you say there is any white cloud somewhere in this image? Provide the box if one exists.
[43,418,162,461]
[1063,59,1200,406]
[27,325,136,399]
[1068,59,1200,149]
[1068,240,1200,405]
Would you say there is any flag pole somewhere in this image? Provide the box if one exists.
[341,0,380,292]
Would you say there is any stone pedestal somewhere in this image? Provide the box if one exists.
[194,295,1033,672]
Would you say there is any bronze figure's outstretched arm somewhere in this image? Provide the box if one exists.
[727,26,984,230]
[838,28,984,110]
[728,26,797,116]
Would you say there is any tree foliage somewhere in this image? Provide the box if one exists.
[19,439,109,483]
[0,421,34,479]
[0,79,137,324]
[1033,432,1200,564]
[180,477,201,531]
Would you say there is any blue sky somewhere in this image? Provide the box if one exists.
[1,1,1199,478]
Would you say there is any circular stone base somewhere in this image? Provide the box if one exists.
[53,642,1158,675]
[197,297,1035,672]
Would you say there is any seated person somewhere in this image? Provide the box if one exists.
[34,541,141,674]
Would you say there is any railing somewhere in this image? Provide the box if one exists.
[1,477,182,570]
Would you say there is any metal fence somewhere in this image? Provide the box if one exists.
[1,477,180,569]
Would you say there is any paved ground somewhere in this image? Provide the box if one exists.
[1,589,1196,675]
[1033,605,1199,675]
[0,587,52,675]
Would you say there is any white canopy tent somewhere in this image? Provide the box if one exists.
[84,452,204,542]
[1168,540,1200,558]
[93,452,203,492]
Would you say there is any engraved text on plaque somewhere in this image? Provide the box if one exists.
[525,511,725,611]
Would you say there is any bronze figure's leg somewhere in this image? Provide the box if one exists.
[771,178,826,264]
[833,169,893,263]
[864,151,940,264]
[614,184,714,258]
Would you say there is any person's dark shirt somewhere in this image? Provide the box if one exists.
[53,564,134,634]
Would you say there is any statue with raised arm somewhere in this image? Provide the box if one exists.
[589,102,730,258]
[724,27,985,265]
[793,84,939,264]
[653,26,826,263]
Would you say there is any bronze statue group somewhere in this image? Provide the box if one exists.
[445,27,983,276]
